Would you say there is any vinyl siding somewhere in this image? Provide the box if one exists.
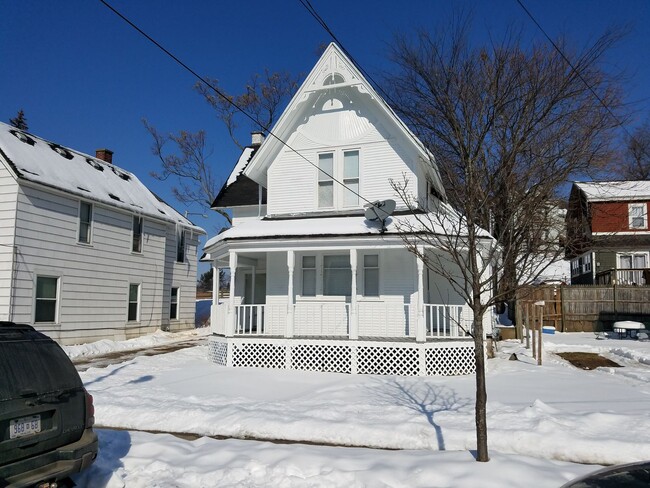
[267,98,421,216]
[0,163,18,320]
[10,184,199,344]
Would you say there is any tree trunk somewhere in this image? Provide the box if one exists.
[473,307,489,462]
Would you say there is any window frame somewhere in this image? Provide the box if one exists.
[170,287,179,320]
[78,201,93,244]
[628,203,648,230]
[176,228,186,263]
[301,256,317,297]
[132,215,144,253]
[127,283,140,322]
[362,254,380,297]
[34,275,60,323]
[316,148,361,210]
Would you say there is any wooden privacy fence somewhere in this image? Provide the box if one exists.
[516,285,650,333]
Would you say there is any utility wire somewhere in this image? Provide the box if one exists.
[515,0,650,171]
[98,0,374,207]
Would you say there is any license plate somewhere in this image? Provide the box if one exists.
[10,415,41,439]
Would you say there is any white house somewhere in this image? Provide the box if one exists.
[0,122,205,345]
[204,44,493,376]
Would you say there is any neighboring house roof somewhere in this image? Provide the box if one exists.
[242,43,446,200]
[574,180,650,202]
[212,145,267,208]
[0,122,204,233]
[204,210,491,249]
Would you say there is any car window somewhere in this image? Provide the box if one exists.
[0,338,81,401]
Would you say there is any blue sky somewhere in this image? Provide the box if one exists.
[2,0,650,264]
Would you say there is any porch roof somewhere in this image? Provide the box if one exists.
[204,211,490,250]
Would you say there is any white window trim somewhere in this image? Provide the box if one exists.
[361,253,380,297]
[34,275,61,324]
[132,215,144,254]
[170,286,180,320]
[628,203,648,230]
[316,148,361,210]
[617,251,649,269]
[77,201,93,245]
[127,283,141,322]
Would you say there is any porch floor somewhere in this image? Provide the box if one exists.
[214,334,471,342]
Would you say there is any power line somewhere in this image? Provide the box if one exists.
[515,0,650,171]
[97,0,374,207]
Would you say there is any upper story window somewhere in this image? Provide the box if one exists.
[78,201,93,244]
[132,216,143,253]
[317,149,360,209]
[176,229,186,263]
[629,203,647,230]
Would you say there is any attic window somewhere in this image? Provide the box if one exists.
[10,130,35,146]
[108,193,121,202]
[323,73,345,85]
[49,144,73,160]
[77,186,90,192]
[112,167,131,181]
[86,158,105,171]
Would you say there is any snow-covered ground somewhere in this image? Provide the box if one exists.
[66,331,650,487]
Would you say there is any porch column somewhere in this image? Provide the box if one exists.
[226,252,237,337]
[349,249,359,339]
[211,263,220,334]
[416,246,426,342]
[286,250,295,338]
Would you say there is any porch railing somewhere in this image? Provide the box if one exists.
[214,301,471,339]
[425,304,469,338]
[596,268,649,286]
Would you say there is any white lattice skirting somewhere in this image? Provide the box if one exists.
[208,336,476,376]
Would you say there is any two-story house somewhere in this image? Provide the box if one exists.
[0,122,205,344]
[203,43,493,376]
[566,180,650,285]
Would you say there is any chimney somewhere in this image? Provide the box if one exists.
[95,148,113,164]
[251,131,265,147]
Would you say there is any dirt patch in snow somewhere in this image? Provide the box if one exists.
[557,352,622,370]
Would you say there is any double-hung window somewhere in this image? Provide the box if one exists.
[128,283,140,321]
[317,149,360,209]
[629,203,647,230]
[323,255,352,296]
[302,256,316,297]
[170,287,179,320]
[78,202,92,244]
[35,276,59,323]
[363,254,379,296]
[132,216,143,253]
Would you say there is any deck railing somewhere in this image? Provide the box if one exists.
[235,304,267,335]
[425,304,468,338]
[595,268,648,286]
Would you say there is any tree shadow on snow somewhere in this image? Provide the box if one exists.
[367,378,470,451]
[71,429,132,487]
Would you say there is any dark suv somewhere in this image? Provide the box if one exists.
[0,323,97,487]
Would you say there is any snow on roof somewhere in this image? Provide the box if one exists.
[0,122,204,232]
[575,180,650,202]
[226,146,255,186]
[204,211,490,250]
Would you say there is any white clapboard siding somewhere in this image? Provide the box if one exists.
[0,164,18,320]
[7,184,199,344]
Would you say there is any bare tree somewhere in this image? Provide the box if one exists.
[144,120,229,223]
[194,69,299,149]
[388,19,623,462]
[620,121,650,179]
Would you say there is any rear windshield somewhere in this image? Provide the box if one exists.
[0,338,82,401]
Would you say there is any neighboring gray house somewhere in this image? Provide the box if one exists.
[0,122,205,345]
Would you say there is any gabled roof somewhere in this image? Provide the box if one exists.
[211,145,267,208]
[574,180,650,202]
[243,43,446,199]
[0,122,204,232]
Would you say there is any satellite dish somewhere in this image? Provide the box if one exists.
[364,199,396,232]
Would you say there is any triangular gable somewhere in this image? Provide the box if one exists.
[244,43,445,199]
